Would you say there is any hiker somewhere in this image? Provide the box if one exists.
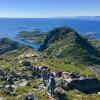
[7,75,14,86]
[42,67,48,86]
[56,71,63,78]
[0,69,4,76]
[48,73,56,97]
[58,71,63,77]
[36,67,41,78]
[32,67,37,78]
[47,68,51,82]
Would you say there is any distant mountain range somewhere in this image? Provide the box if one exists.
[50,16,100,20]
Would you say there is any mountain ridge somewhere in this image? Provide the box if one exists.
[0,37,24,54]
[38,27,100,65]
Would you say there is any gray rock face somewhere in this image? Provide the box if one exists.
[4,85,17,96]
[63,72,81,79]
[24,94,38,100]
[67,78,100,92]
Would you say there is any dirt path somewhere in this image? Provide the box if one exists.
[0,97,4,100]
[47,92,57,100]
[38,83,57,100]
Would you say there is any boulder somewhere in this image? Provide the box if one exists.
[98,92,100,95]
[24,94,38,100]
[19,79,28,87]
[5,85,13,92]
[66,78,100,93]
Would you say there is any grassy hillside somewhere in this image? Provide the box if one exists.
[0,38,100,100]
[0,37,95,77]
[0,38,24,54]
[39,27,100,66]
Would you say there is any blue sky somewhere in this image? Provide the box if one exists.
[0,0,100,18]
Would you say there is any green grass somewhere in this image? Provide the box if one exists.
[39,27,100,66]
[31,56,93,77]
[0,47,93,76]
[65,90,100,100]
[0,46,99,100]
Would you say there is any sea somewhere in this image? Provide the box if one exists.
[0,18,100,49]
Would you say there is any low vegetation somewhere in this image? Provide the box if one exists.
[0,27,100,99]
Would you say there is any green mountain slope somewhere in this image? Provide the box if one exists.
[0,38,24,54]
[38,27,100,65]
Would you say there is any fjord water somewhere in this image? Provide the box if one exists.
[0,18,100,48]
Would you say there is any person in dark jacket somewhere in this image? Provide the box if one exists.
[32,67,36,78]
[7,75,14,86]
[48,73,56,97]
[42,67,48,86]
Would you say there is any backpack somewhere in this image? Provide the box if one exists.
[50,78,56,86]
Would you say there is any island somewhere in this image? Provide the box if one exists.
[16,29,46,44]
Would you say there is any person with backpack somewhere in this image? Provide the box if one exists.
[48,73,56,97]
[42,67,48,86]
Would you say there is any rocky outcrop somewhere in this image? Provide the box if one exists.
[66,78,100,93]
[24,94,38,100]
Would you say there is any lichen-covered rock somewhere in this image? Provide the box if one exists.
[24,94,38,100]
[66,78,100,92]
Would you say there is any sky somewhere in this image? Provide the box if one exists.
[0,0,100,18]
